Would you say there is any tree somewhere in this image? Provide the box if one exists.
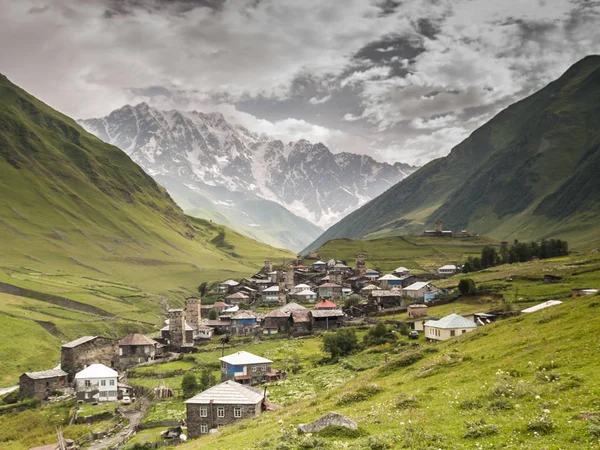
[363,322,397,346]
[481,246,499,269]
[181,372,199,398]
[198,282,208,296]
[344,294,361,309]
[458,278,477,296]
[199,367,216,391]
[322,328,358,360]
[208,308,218,320]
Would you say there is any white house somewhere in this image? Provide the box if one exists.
[291,283,311,295]
[438,264,458,275]
[403,281,439,300]
[378,274,403,289]
[261,285,280,303]
[424,313,477,341]
[219,351,273,384]
[393,267,411,276]
[74,363,118,403]
[294,289,317,302]
[218,279,239,293]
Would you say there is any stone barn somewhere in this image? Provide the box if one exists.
[61,336,118,380]
[19,368,68,400]
[407,304,428,318]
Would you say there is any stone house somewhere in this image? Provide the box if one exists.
[61,336,118,380]
[424,313,477,342]
[19,368,68,400]
[118,334,158,368]
[261,285,280,304]
[291,311,312,336]
[160,319,194,344]
[74,363,119,403]
[407,304,428,318]
[311,309,344,330]
[225,292,250,305]
[186,380,265,437]
[317,283,342,299]
[219,351,273,385]
[368,289,404,309]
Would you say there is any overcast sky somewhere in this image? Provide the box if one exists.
[1,0,599,165]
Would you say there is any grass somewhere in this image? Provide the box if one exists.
[77,401,120,418]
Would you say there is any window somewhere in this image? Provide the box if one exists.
[200,424,208,434]
[234,407,242,418]
[200,407,208,417]
[462,330,467,334]
[217,407,225,418]
[251,365,257,373]
[119,348,123,356]
[84,380,91,387]
[100,391,107,397]
[101,380,106,386]
[261,365,267,372]
[450,330,455,337]
[109,379,115,386]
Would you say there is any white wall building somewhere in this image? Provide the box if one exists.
[424,313,477,341]
[74,363,118,403]
[403,282,438,300]
[438,264,458,275]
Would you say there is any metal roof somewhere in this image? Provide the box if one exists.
[225,292,249,299]
[263,285,280,292]
[294,283,311,289]
[394,267,410,273]
[403,281,430,291]
[219,351,272,365]
[231,311,257,320]
[315,299,337,309]
[185,380,264,405]
[74,363,118,379]
[378,274,402,281]
[220,279,239,286]
[425,313,477,329]
[522,300,563,313]
[295,289,316,296]
[119,334,157,346]
[23,368,68,380]
[319,283,342,288]
[62,336,98,348]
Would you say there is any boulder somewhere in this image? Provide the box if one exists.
[297,412,357,434]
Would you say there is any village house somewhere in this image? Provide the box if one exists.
[318,283,342,299]
[230,311,258,335]
[219,351,273,385]
[211,301,230,313]
[393,266,411,276]
[237,285,258,301]
[331,263,351,273]
[19,368,68,400]
[118,334,159,368]
[424,313,477,341]
[261,285,280,304]
[407,304,428,318]
[61,336,118,380]
[378,274,404,289]
[403,282,439,301]
[368,289,404,309]
[438,264,459,276]
[311,309,344,330]
[360,284,379,296]
[291,311,312,336]
[195,325,214,339]
[74,363,119,403]
[294,289,317,302]
[185,380,265,438]
[312,260,327,270]
[202,318,231,334]
[225,292,250,305]
[218,280,239,294]
[291,283,311,295]
[364,268,380,280]
[342,287,353,298]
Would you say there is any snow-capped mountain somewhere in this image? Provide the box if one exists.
[79,103,416,249]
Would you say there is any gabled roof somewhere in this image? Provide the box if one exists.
[439,264,458,270]
[361,284,379,291]
[74,363,118,379]
[279,302,308,313]
[311,309,344,318]
[219,351,272,365]
[62,336,98,348]
[522,300,563,313]
[312,260,326,265]
[296,289,317,296]
[333,263,349,269]
[426,313,477,329]
[394,267,410,273]
[119,334,157,346]
[378,274,401,281]
[23,368,67,380]
[294,283,311,289]
[319,283,342,288]
[365,268,380,274]
[213,301,229,307]
[185,380,264,405]
[263,285,280,293]
[370,289,402,297]
[231,311,256,320]
[315,299,337,309]
[220,279,239,286]
[292,311,311,323]
[403,281,430,291]
[225,292,249,299]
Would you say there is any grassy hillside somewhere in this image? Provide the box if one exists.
[313,235,497,273]
[306,55,600,252]
[0,73,293,382]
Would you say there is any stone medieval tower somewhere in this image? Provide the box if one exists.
[264,261,273,273]
[185,297,202,330]
[285,267,295,291]
[355,253,367,276]
[168,308,186,349]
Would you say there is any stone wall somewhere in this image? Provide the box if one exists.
[61,337,119,379]
[168,309,186,349]
[19,375,67,400]
[185,298,202,330]
[187,402,261,438]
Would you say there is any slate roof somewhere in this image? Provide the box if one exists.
[219,351,272,365]
[279,302,308,313]
[23,368,68,380]
[370,289,402,297]
[225,292,249,299]
[185,380,264,405]
[292,311,311,323]
[62,336,98,348]
[119,334,157,346]
[74,363,118,379]
[425,313,477,329]
[311,309,344,318]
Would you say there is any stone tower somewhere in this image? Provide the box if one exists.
[185,297,202,330]
[329,272,343,285]
[355,253,366,276]
[264,261,273,272]
[435,218,442,233]
[285,267,295,291]
[168,309,186,350]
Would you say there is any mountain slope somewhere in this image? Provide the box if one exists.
[306,55,600,252]
[0,73,293,378]
[79,105,416,250]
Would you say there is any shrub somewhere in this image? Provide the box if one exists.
[316,425,365,439]
[378,350,423,376]
[488,398,513,412]
[364,323,397,346]
[588,422,600,438]
[559,375,583,391]
[463,419,499,438]
[458,398,483,410]
[181,372,199,398]
[538,361,559,371]
[535,371,561,383]
[338,384,383,405]
[351,433,400,450]
[208,308,218,320]
[458,278,477,296]
[526,412,555,434]
[323,328,358,360]
[395,394,419,409]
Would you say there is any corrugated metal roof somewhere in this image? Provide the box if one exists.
[185,380,264,405]
[220,280,239,286]
[319,283,342,288]
[295,289,316,296]
[23,368,67,380]
[62,336,98,348]
[263,285,279,292]
[522,300,563,313]
[315,299,337,309]
[378,274,401,281]
[119,334,157,346]
[426,313,477,329]
[74,363,118,379]
[403,281,430,291]
[219,351,272,365]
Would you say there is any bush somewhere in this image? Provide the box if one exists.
[208,308,218,320]
[488,398,513,412]
[588,422,600,438]
[363,323,397,347]
[458,398,483,410]
[323,328,358,360]
[338,384,383,405]
[395,395,419,409]
[458,278,477,296]
[316,426,365,439]
[526,412,555,434]
[181,372,199,398]
[463,419,499,439]
[378,350,424,376]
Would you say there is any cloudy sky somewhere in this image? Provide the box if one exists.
[1,0,599,165]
